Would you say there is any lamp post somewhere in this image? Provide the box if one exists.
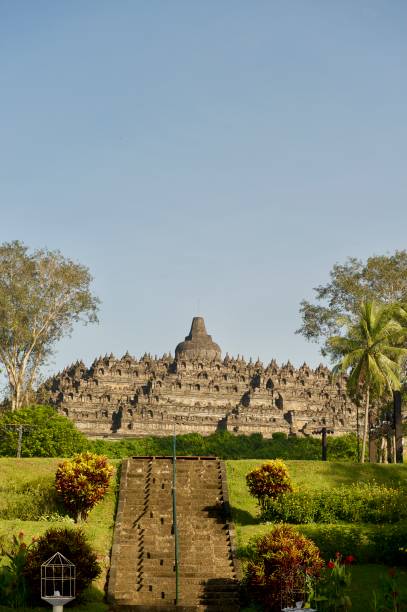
[312,427,334,461]
[41,552,75,612]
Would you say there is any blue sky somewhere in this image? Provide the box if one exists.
[0,1,406,380]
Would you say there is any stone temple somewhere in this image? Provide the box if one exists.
[40,317,357,438]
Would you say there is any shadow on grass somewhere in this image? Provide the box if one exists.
[321,461,407,487]
[230,505,259,526]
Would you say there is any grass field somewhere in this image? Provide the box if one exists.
[225,459,407,611]
[0,458,119,611]
[1,457,407,611]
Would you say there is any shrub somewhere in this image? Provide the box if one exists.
[55,452,113,521]
[89,430,358,460]
[246,524,324,611]
[0,477,62,520]
[262,482,407,524]
[246,460,293,512]
[0,532,32,608]
[0,405,88,457]
[298,523,407,566]
[23,527,101,604]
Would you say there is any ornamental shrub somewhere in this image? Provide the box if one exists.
[246,460,293,512]
[246,524,324,611]
[23,527,101,605]
[55,452,113,521]
[262,482,407,524]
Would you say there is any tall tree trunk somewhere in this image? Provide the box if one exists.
[394,390,404,464]
[369,410,378,463]
[361,387,370,463]
[380,437,387,463]
[14,383,21,411]
[8,358,30,411]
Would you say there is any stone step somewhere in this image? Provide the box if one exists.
[108,458,240,610]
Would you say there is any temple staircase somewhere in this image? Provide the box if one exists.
[108,456,240,611]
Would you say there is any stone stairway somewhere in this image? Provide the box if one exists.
[108,457,240,611]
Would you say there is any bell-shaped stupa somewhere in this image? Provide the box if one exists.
[175,317,221,361]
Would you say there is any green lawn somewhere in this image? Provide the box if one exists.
[0,458,120,611]
[226,459,407,612]
[1,457,407,611]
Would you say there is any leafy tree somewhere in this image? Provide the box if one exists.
[297,251,407,358]
[329,301,407,463]
[0,241,99,409]
[246,460,293,512]
[55,452,114,521]
[0,404,88,457]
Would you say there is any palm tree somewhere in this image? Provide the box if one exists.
[329,301,407,463]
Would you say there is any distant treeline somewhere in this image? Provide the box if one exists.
[89,431,358,461]
[0,405,358,459]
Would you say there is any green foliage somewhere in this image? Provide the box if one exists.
[330,301,407,397]
[23,527,101,605]
[0,457,118,609]
[317,553,353,611]
[0,476,62,520]
[298,523,407,566]
[330,300,407,462]
[246,460,293,512]
[0,532,32,608]
[90,431,359,461]
[262,482,407,524]
[0,405,89,457]
[55,452,114,521]
[297,250,407,356]
[328,434,359,462]
[246,524,324,611]
[0,240,99,410]
[371,568,407,612]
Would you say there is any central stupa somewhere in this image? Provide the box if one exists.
[175,316,221,361]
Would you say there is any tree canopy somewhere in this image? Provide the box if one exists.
[0,405,88,457]
[329,301,407,462]
[297,251,407,358]
[0,241,99,409]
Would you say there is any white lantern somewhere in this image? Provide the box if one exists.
[41,552,76,612]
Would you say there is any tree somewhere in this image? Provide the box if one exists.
[329,301,407,463]
[55,452,114,521]
[0,405,88,457]
[297,251,407,358]
[0,241,99,409]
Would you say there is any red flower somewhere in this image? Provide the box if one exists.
[335,552,341,559]
[344,555,355,565]
[327,561,335,569]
